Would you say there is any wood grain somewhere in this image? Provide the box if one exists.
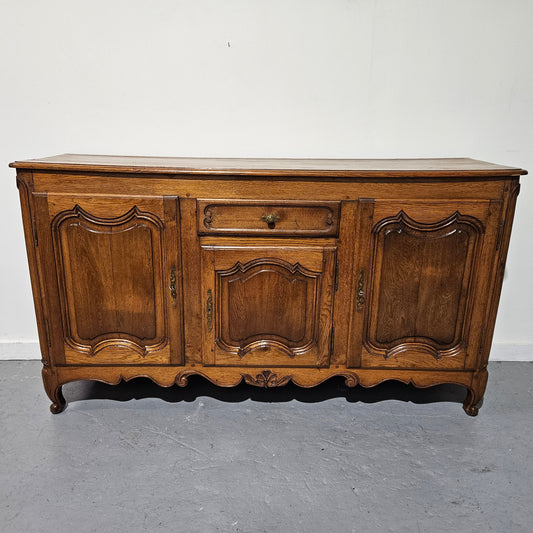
[197,199,340,236]
[200,243,336,367]
[11,155,526,415]
[16,171,51,366]
[10,154,527,177]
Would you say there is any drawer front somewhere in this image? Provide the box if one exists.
[197,200,340,236]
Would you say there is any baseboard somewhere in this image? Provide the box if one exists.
[0,341,531,362]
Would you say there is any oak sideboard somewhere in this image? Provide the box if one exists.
[11,155,527,415]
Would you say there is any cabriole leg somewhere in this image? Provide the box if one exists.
[42,366,67,414]
[463,368,488,416]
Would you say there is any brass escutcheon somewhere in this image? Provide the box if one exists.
[356,269,365,312]
[206,289,213,331]
[169,266,177,305]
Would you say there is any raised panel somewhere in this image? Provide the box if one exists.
[219,259,318,358]
[62,219,157,341]
[51,204,171,363]
[363,209,485,368]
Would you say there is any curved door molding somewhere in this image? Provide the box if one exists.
[217,258,321,358]
[363,209,485,367]
[51,203,171,362]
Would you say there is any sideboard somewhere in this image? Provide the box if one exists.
[10,155,527,415]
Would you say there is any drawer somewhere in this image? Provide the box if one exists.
[197,200,340,236]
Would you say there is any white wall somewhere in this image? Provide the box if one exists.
[1,0,532,359]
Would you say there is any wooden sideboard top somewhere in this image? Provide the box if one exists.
[10,154,527,178]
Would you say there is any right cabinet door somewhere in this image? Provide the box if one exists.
[357,200,500,370]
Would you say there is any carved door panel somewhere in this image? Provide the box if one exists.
[352,200,501,370]
[35,194,183,364]
[200,240,337,367]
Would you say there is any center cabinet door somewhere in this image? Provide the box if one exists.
[35,194,183,365]
[200,240,337,367]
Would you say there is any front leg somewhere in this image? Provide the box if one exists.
[42,366,67,414]
[463,368,488,416]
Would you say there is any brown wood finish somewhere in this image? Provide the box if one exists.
[10,154,526,177]
[11,155,527,415]
[37,195,181,365]
[361,201,492,370]
[197,200,340,236]
[16,172,51,366]
[200,241,336,367]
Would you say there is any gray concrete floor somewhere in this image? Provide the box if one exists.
[0,361,532,533]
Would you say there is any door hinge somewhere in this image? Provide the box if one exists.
[334,260,339,291]
[44,319,51,348]
[495,221,505,251]
[32,214,38,246]
[329,326,335,356]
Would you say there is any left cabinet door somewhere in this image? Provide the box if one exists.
[34,194,183,365]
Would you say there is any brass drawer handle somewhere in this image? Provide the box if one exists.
[261,213,280,229]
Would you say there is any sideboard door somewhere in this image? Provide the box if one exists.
[34,194,183,365]
[199,240,337,367]
[353,200,500,370]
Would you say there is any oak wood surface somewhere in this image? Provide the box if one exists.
[41,196,176,365]
[362,204,488,368]
[12,156,526,415]
[10,154,527,177]
[179,198,203,366]
[197,200,340,236]
[346,199,375,368]
[16,172,51,366]
[31,172,511,200]
[200,243,336,367]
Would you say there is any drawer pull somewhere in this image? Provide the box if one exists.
[261,213,280,229]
